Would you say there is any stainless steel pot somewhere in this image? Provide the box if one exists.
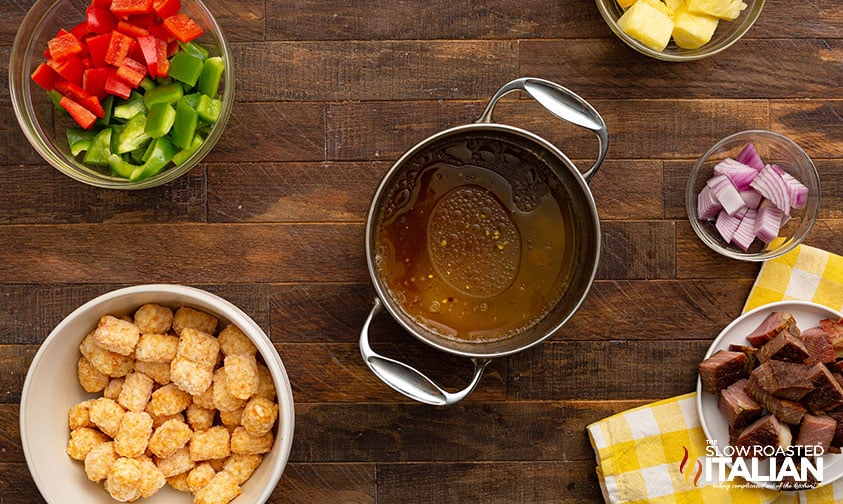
[360,78,608,406]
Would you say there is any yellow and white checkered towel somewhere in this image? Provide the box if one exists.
[587,244,843,504]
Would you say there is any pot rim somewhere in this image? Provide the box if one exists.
[364,121,601,359]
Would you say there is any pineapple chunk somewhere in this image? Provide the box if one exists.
[672,8,719,49]
[617,0,674,52]
[685,0,746,21]
[616,0,636,8]
[662,0,685,15]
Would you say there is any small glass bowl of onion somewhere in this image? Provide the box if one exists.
[686,130,820,261]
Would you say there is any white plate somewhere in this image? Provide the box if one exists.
[697,300,843,490]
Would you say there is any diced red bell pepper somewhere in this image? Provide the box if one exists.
[85,32,112,67]
[105,30,134,65]
[104,68,132,99]
[31,63,61,91]
[127,12,156,28]
[59,96,97,129]
[167,39,179,57]
[136,35,158,78]
[48,55,84,85]
[71,21,90,40]
[86,6,117,34]
[48,32,84,61]
[155,37,169,77]
[83,67,110,99]
[53,79,104,118]
[116,56,147,87]
[92,0,112,8]
[162,13,203,43]
[116,20,149,38]
[147,22,174,43]
[110,0,153,16]
[153,0,180,19]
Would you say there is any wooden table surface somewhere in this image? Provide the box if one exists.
[1,0,842,502]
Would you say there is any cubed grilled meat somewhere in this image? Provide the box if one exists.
[734,414,792,455]
[718,378,763,431]
[745,374,807,425]
[794,413,836,451]
[747,311,799,347]
[699,350,748,395]
[799,327,834,366]
[758,330,810,363]
[807,363,843,413]
[749,360,814,401]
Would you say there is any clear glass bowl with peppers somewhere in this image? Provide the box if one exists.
[10,0,234,189]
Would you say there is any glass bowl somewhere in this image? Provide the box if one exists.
[686,130,820,261]
[9,0,234,189]
[595,0,765,61]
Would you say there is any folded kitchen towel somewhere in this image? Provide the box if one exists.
[587,244,843,504]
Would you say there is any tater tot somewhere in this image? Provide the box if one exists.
[68,399,95,430]
[89,397,126,438]
[114,411,153,458]
[218,324,256,356]
[187,462,217,493]
[134,303,174,334]
[208,458,227,472]
[148,418,194,458]
[219,408,243,427]
[167,471,191,492]
[254,364,277,401]
[84,441,117,482]
[105,457,142,502]
[170,356,214,395]
[224,354,259,400]
[148,383,192,417]
[192,383,216,409]
[93,315,140,356]
[241,396,278,437]
[80,332,135,377]
[103,377,125,399]
[190,426,231,461]
[67,427,109,460]
[155,446,195,478]
[223,454,263,485]
[117,371,154,412]
[230,426,273,455]
[77,355,109,393]
[187,403,215,431]
[137,455,167,498]
[134,359,171,385]
[147,410,185,429]
[173,306,218,336]
[135,333,179,363]
[213,368,246,412]
[194,471,242,504]
[177,327,220,368]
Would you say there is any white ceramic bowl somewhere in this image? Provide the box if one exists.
[21,284,294,503]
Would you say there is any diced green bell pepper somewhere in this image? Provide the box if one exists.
[113,91,147,120]
[67,128,94,156]
[115,114,150,154]
[197,57,225,98]
[179,41,209,60]
[171,133,204,166]
[95,95,115,127]
[195,94,221,123]
[49,90,69,116]
[139,76,157,92]
[181,93,201,110]
[168,51,204,87]
[171,98,198,149]
[83,128,113,166]
[106,153,139,179]
[144,82,184,108]
[145,103,176,138]
[130,137,177,182]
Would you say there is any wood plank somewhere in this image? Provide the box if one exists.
[0,464,41,503]
[202,0,265,42]
[0,284,270,345]
[0,345,35,404]
[290,401,645,462]
[751,0,843,39]
[0,166,205,224]
[509,340,709,400]
[270,463,375,504]
[590,160,663,220]
[772,100,843,158]
[0,404,23,463]
[0,224,368,284]
[597,221,675,280]
[326,99,768,162]
[265,0,607,41]
[676,219,843,279]
[208,102,326,163]
[231,41,518,102]
[520,39,843,99]
[208,162,388,223]
[376,461,602,503]
[0,102,45,165]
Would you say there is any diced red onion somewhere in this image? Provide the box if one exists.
[713,158,758,190]
[771,164,809,209]
[750,165,791,215]
[755,202,784,243]
[697,185,722,220]
[715,208,746,243]
[706,174,746,216]
[736,142,764,171]
[739,189,763,209]
[732,208,758,252]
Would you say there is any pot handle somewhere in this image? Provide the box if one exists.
[360,297,491,406]
[476,77,608,183]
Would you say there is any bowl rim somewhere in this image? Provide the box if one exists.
[9,0,235,189]
[595,0,766,62]
[685,129,821,262]
[19,283,294,503]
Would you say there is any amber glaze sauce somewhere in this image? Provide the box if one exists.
[374,137,576,342]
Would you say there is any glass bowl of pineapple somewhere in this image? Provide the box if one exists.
[596,0,764,61]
